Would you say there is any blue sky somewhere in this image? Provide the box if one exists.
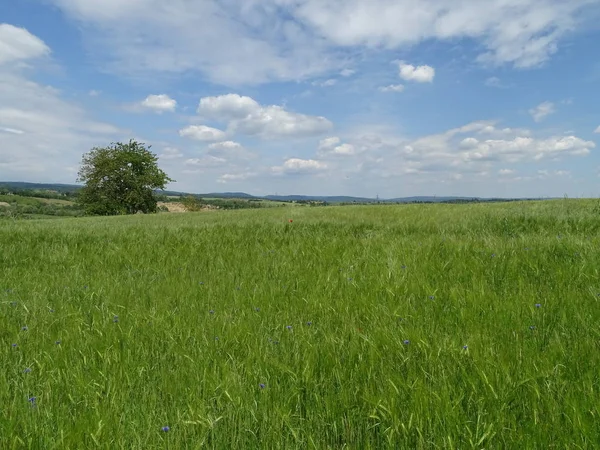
[1,0,600,198]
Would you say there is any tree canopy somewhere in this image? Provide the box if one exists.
[77,140,173,215]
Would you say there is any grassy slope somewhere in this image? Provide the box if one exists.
[1,200,600,448]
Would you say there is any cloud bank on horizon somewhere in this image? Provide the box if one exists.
[1,0,600,198]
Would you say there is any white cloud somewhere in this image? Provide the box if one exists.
[208,140,256,160]
[0,26,123,182]
[0,24,50,65]
[529,101,556,122]
[140,94,177,113]
[271,158,327,175]
[312,78,337,87]
[48,0,594,84]
[340,68,355,77]
[498,169,515,175]
[199,94,259,120]
[318,136,341,149]
[184,155,227,169]
[217,171,257,183]
[340,122,594,185]
[484,77,507,88]
[318,136,357,156]
[594,126,600,133]
[379,84,405,93]
[398,61,435,83]
[197,94,332,139]
[158,147,183,160]
[179,125,227,142]
[88,89,101,96]
[0,126,25,135]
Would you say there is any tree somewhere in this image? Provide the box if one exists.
[77,140,174,215]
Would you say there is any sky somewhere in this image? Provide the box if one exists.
[1,0,600,198]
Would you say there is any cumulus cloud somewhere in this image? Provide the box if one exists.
[47,0,594,84]
[334,121,594,184]
[484,77,509,88]
[208,141,256,160]
[217,171,257,183]
[340,68,355,77]
[197,94,332,139]
[183,155,227,173]
[594,125,600,133]
[271,158,327,175]
[0,27,123,181]
[158,147,183,160]
[529,101,556,122]
[318,136,357,156]
[140,94,177,113]
[312,79,337,87]
[398,61,435,83]
[379,84,405,92]
[0,24,50,65]
[179,125,227,142]
[498,169,515,175]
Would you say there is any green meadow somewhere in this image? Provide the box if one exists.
[1,200,600,449]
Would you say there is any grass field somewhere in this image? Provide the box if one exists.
[1,200,600,449]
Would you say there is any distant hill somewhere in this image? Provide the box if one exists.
[0,181,82,193]
[0,181,546,204]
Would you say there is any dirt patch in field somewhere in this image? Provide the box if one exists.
[158,202,219,213]
[0,202,10,208]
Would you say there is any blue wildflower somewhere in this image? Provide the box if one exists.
[209,310,214,315]
[55,340,61,345]
[23,368,31,374]
[286,325,292,330]
[161,426,170,432]
[21,326,28,331]
[429,295,435,300]
[259,383,265,389]
[12,343,17,348]
[403,340,410,345]
[535,303,541,308]
[463,345,468,350]
[307,321,312,326]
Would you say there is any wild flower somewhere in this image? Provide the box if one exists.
[161,426,170,432]
[403,340,410,345]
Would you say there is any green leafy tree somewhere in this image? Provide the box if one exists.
[77,140,174,215]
